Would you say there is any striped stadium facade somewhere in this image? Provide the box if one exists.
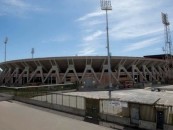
[0,56,172,87]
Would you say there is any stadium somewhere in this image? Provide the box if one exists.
[0,55,171,88]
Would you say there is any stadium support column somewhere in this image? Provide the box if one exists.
[81,65,100,84]
[100,65,119,84]
[132,65,135,82]
[119,66,133,80]
[62,65,79,83]
[143,65,153,82]
[43,66,61,84]
[29,66,44,83]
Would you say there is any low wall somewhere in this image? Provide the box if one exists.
[139,120,156,130]
[0,93,14,101]
[15,97,85,116]
[0,96,13,101]
[100,113,130,126]
[144,83,152,87]
[164,124,173,130]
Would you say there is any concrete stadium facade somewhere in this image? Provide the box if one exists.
[0,56,171,87]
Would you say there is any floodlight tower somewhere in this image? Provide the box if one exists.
[4,37,8,62]
[100,0,112,98]
[161,13,172,67]
[31,48,34,59]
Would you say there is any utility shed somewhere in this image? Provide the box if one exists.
[65,89,173,130]
[156,92,173,126]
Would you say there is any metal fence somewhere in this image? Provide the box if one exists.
[29,92,85,110]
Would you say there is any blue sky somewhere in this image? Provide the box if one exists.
[0,0,172,62]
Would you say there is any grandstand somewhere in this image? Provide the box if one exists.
[0,56,171,88]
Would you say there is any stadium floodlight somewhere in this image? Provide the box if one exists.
[100,0,112,98]
[4,37,8,62]
[162,12,170,26]
[31,48,35,59]
[161,12,172,68]
[100,0,112,10]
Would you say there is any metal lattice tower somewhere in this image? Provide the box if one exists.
[100,0,112,98]
[161,13,172,80]
[161,13,172,65]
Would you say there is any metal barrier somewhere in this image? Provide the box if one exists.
[13,90,85,117]
[30,92,85,110]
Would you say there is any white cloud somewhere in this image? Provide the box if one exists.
[76,0,172,56]
[83,30,104,42]
[123,38,160,52]
[84,20,104,27]
[78,30,105,55]
[110,25,163,40]
[77,39,105,56]
[77,11,104,21]
[3,0,29,8]
[0,0,45,17]
[78,47,97,56]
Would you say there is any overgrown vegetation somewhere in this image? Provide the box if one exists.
[0,83,77,98]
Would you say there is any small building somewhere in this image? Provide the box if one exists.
[65,87,173,130]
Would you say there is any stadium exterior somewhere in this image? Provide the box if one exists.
[0,56,171,87]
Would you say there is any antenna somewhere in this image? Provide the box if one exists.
[31,48,34,58]
[4,37,8,62]
[100,0,112,98]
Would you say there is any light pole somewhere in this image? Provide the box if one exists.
[31,48,34,59]
[4,37,8,62]
[100,0,112,98]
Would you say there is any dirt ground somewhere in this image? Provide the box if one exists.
[0,101,114,130]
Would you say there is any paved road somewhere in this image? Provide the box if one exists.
[0,101,114,130]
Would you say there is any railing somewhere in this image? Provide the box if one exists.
[12,86,85,116]
[30,92,85,110]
